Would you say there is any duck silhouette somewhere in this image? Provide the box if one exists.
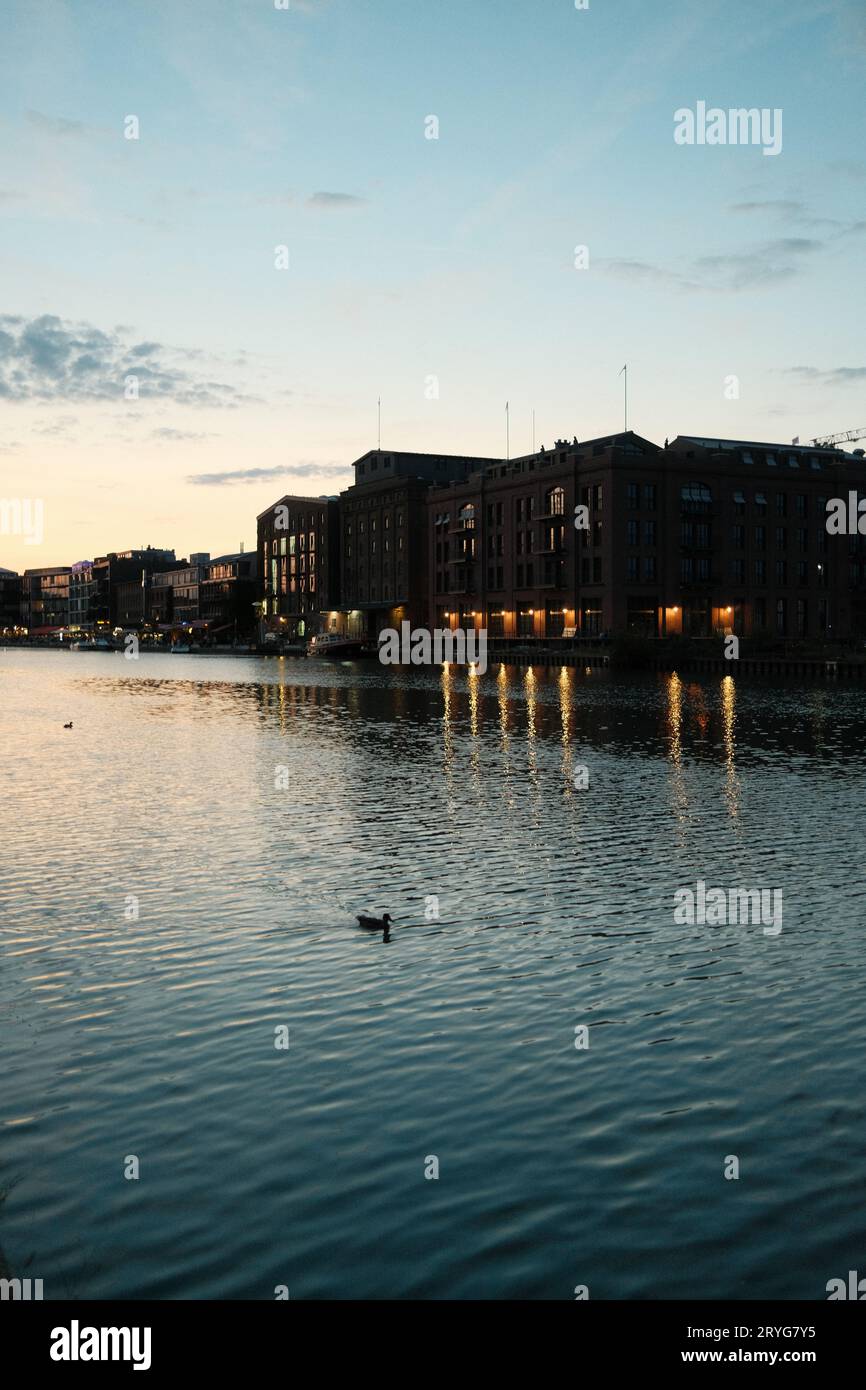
[356,912,392,930]
[63,721,73,729]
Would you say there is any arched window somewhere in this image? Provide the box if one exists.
[458,503,476,530]
[546,486,565,516]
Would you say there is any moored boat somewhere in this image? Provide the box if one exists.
[307,632,364,658]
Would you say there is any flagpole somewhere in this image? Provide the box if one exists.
[506,401,510,461]
[619,364,628,432]
[532,408,535,453]
[377,397,381,450]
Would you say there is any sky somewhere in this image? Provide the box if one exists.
[1,0,864,570]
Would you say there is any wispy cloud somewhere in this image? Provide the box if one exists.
[187,462,350,486]
[151,427,213,442]
[0,314,252,407]
[25,109,89,138]
[602,236,823,293]
[782,365,866,387]
[306,191,366,209]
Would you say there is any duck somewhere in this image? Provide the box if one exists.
[63,721,73,729]
[356,913,392,930]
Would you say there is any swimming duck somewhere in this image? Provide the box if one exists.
[356,913,392,929]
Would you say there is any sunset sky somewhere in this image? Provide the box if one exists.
[1,0,864,570]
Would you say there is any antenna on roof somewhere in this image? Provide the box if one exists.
[619,364,628,432]
[505,401,510,461]
[377,397,381,450]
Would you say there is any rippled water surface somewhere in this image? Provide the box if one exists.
[1,650,864,1299]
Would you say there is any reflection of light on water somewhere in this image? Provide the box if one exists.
[469,666,480,739]
[498,663,509,751]
[666,672,683,766]
[721,675,740,820]
[665,671,691,834]
[559,665,573,785]
[441,661,454,772]
[524,667,539,793]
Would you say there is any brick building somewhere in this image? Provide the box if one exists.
[257,496,340,640]
[425,432,866,642]
[338,449,501,638]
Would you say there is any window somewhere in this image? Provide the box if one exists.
[776,527,787,549]
[546,486,565,516]
[627,520,639,546]
[459,503,476,529]
[681,557,693,582]
[755,558,766,584]
[755,492,767,512]
[643,556,656,580]
[627,556,639,581]
[776,597,786,634]
[776,494,787,517]
[644,483,656,509]
[627,482,639,509]
[776,559,787,584]
[731,524,745,548]
[796,495,808,518]
[644,520,656,546]
[731,558,744,583]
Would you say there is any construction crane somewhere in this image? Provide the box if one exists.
[809,427,866,449]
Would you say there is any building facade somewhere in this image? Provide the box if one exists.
[0,568,21,633]
[338,449,501,638]
[200,552,258,639]
[21,567,71,633]
[257,496,340,640]
[423,433,866,642]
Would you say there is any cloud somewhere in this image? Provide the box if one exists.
[730,199,807,218]
[602,236,822,294]
[306,191,367,209]
[0,314,252,407]
[25,109,89,138]
[187,462,350,486]
[151,427,213,442]
[782,366,866,387]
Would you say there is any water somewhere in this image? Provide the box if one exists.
[1,649,864,1300]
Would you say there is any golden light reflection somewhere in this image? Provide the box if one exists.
[524,665,538,789]
[559,665,574,786]
[441,660,454,769]
[666,672,682,764]
[721,674,740,820]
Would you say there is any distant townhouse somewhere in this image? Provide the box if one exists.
[21,566,71,633]
[200,552,258,639]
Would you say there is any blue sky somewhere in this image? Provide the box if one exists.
[1,0,864,566]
